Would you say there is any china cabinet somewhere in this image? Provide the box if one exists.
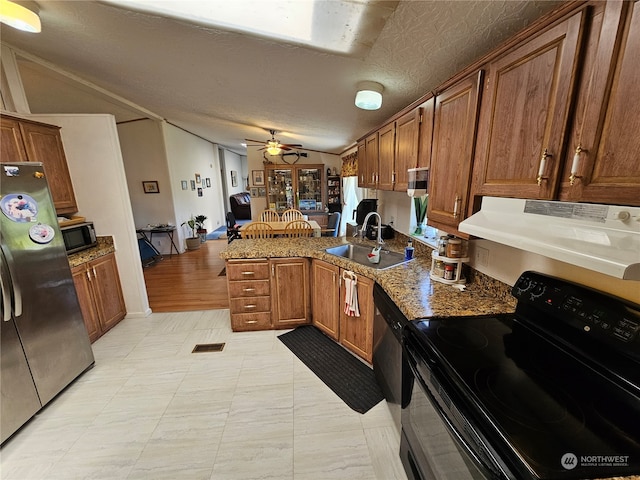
[265,164,326,213]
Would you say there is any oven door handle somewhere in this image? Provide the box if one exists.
[405,346,508,479]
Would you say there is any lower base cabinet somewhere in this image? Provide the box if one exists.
[311,259,374,363]
[226,258,310,331]
[71,253,126,343]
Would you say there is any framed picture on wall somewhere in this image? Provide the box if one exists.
[197,187,203,197]
[205,177,211,188]
[190,180,196,190]
[142,181,159,193]
[252,170,264,186]
[258,187,266,197]
[181,180,188,190]
[231,171,238,187]
[195,173,201,184]
[250,187,258,197]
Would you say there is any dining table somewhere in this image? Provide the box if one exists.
[239,220,321,238]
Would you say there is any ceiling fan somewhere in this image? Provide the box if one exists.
[246,130,302,156]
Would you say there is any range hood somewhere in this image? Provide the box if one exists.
[458,197,640,280]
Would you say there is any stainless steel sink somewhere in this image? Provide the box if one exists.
[324,244,412,270]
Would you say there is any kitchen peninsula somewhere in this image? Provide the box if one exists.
[220,235,516,323]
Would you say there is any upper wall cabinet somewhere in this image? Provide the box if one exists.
[470,11,584,202]
[1,115,78,214]
[427,71,483,234]
[357,106,423,192]
[416,96,435,170]
[558,0,640,206]
[394,108,422,191]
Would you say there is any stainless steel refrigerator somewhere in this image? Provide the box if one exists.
[1,162,94,444]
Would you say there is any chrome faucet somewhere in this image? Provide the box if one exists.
[361,211,385,247]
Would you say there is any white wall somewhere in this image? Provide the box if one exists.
[117,119,177,254]
[29,113,151,318]
[162,122,226,241]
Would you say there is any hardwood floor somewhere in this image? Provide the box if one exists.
[143,238,229,312]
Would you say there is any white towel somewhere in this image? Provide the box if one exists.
[343,271,360,317]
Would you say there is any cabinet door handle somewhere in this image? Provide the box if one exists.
[86,270,92,281]
[243,287,255,292]
[241,271,254,275]
[92,267,97,277]
[536,148,551,186]
[453,195,461,218]
[246,320,258,324]
[244,304,257,309]
[569,145,584,186]
[271,265,275,277]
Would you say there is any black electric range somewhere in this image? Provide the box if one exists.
[401,271,640,480]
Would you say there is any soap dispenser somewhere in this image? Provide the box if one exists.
[405,238,414,260]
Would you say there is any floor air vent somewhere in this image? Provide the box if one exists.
[192,343,225,353]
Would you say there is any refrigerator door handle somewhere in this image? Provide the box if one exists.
[0,241,22,318]
[1,251,12,321]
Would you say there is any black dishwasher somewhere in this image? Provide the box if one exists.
[373,283,409,432]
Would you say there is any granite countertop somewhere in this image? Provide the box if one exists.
[220,236,516,320]
[67,236,115,268]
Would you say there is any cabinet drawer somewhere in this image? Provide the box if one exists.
[230,296,270,314]
[227,261,270,280]
[231,312,272,331]
[228,280,271,298]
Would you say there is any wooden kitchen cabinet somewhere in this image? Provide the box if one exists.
[470,11,584,202]
[0,115,78,214]
[357,140,367,187]
[311,259,375,363]
[340,273,374,363]
[361,132,379,189]
[393,107,423,191]
[226,259,271,331]
[427,71,483,235]
[227,257,310,331]
[558,0,640,206]
[377,122,395,191]
[71,253,126,342]
[311,259,340,340]
[416,96,435,170]
[271,257,310,329]
[357,106,423,192]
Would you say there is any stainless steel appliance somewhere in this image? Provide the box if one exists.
[1,162,94,444]
[401,271,640,479]
[60,221,97,254]
[373,283,408,432]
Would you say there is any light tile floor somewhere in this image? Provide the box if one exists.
[0,310,408,480]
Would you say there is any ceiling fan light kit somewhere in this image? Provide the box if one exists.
[0,0,41,32]
[355,81,383,110]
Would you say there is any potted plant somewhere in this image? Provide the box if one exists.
[181,215,204,250]
[194,214,208,243]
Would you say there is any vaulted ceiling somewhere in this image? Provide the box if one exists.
[2,0,561,154]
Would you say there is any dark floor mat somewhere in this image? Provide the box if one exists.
[278,325,384,414]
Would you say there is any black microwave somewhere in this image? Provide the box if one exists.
[60,222,97,254]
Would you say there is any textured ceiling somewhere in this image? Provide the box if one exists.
[2,0,562,154]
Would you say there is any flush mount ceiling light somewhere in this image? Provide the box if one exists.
[0,0,41,33]
[355,81,383,110]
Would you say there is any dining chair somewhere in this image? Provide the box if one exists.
[321,212,341,237]
[260,210,280,222]
[283,220,313,238]
[242,222,274,239]
[281,208,304,222]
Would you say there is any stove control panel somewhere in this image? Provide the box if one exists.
[512,272,640,355]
